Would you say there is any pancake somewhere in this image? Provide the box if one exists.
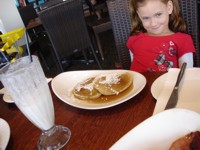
[93,72,133,95]
[73,77,101,100]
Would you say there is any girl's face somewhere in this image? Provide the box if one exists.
[137,0,173,36]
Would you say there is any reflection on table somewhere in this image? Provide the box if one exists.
[0,71,164,149]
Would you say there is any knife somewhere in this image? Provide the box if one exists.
[165,62,187,110]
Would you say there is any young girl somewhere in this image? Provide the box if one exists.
[127,0,196,72]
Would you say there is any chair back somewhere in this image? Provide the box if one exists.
[39,0,64,10]
[107,0,200,69]
[38,0,102,71]
[179,0,200,67]
[106,0,132,69]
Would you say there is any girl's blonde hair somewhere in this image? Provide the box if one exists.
[129,0,187,35]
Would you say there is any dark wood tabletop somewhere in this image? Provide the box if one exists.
[0,71,164,150]
[26,17,42,30]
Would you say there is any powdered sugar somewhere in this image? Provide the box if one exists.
[75,83,94,92]
[98,73,121,85]
[74,78,95,92]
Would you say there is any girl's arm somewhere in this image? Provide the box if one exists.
[129,50,134,62]
[178,52,194,68]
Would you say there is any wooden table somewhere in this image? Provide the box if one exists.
[26,17,43,39]
[26,17,42,30]
[0,71,164,149]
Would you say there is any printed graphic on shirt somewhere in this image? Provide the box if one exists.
[153,41,177,71]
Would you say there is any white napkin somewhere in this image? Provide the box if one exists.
[153,68,200,115]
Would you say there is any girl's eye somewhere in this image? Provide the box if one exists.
[142,17,149,20]
[155,12,162,17]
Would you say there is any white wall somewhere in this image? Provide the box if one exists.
[0,0,26,45]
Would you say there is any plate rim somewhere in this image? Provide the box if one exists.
[151,73,167,99]
[51,70,146,110]
[0,118,10,150]
[109,108,200,150]
[151,68,200,100]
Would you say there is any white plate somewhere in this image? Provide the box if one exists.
[151,73,166,99]
[109,108,200,150]
[51,70,146,110]
[151,68,200,100]
[151,68,200,114]
[0,118,10,150]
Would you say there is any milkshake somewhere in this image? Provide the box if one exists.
[17,80,54,130]
[0,56,71,149]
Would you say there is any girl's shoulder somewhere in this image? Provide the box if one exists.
[173,32,192,38]
[127,33,144,48]
[127,32,192,45]
[127,32,145,42]
[171,32,194,43]
[129,32,191,39]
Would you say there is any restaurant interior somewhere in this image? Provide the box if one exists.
[4,0,119,78]
[1,0,200,76]
[0,0,200,150]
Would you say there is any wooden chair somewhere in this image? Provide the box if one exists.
[107,0,200,69]
[38,0,102,72]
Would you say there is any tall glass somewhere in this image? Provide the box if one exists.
[0,56,71,149]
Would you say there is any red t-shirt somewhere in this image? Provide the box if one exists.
[127,32,196,72]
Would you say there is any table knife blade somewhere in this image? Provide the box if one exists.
[165,62,187,110]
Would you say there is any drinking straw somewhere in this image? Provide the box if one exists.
[24,30,33,62]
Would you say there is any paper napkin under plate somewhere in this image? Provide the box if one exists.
[152,68,200,115]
